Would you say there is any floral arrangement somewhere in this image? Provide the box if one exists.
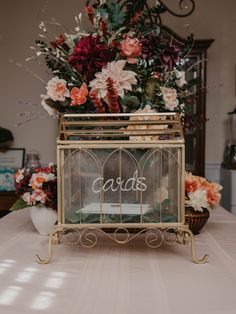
[185,172,222,212]
[34,0,197,120]
[14,163,57,210]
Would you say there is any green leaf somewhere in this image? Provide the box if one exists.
[45,98,69,113]
[121,95,140,108]
[107,0,124,30]
[10,198,30,211]
[66,211,80,223]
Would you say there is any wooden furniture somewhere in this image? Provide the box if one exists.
[163,27,214,176]
[0,191,18,211]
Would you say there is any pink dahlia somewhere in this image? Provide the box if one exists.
[68,35,114,79]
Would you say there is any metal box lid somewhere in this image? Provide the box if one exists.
[57,112,184,144]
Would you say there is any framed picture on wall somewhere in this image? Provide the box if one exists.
[0,148,25,169]
[0,148,25,191]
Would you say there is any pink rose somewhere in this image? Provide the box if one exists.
[120,37,142,64]
[160,87,179,111]
[46,77,70,102]
[32,189,47,204]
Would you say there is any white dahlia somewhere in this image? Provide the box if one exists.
[89,60,137,99]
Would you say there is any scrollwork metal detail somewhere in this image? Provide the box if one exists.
[88,0,195,28]
[63,228,81,245]
[158,0,195,18]
[80,228,98,248]
[145,228,163,248]
[113,227,131,243]
[36,225,208,264]
[163,229,178,245]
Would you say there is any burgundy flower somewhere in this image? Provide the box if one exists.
[43,179,57,211]
[140,32,160,60]
[14,173,31,196]
[141,32,181,69]
[160,44,181,69]
[68,35,114,80]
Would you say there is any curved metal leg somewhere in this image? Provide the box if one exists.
[177,227,208,264]
[36,233,53,264]
[52,231,63,244]
[187,229,208,264]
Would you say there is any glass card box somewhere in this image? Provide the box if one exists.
[57,113,185,227]
[36,112,208,264]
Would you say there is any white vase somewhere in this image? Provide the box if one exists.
[30,205,57,236]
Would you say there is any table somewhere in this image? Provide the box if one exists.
[0,207,236,314]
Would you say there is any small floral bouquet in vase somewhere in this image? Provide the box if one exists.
[14,163,57,235]
[184,172,222,234]
[14,163,57,211]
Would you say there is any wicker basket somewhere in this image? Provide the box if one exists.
[185,207,210,235]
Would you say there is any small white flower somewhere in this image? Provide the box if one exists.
[161,87,179,111]
[185,189,209,212]
[15,169,25,183]
[22,192,32,205]
[175,71,187,87]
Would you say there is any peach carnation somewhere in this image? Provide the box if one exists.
[185,172,223,211]
[185,172,201,193]
[70,83,88,106]
[207,190,221,207]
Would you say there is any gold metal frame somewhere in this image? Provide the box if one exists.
[36,113,208,264]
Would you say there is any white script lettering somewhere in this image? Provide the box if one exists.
[92,170,147,193]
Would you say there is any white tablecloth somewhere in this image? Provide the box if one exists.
[0,207,236,314]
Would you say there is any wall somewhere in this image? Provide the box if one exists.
[162,0,236,181]
[0,0,81,165]
[0,0,235,168]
